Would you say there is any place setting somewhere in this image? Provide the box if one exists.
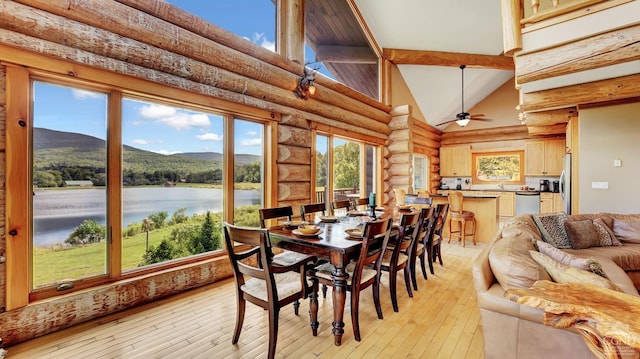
[292,224,323,239]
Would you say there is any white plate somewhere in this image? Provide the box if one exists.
[284,220,305,228]
[292,229,323,238]
[319,216,338,223]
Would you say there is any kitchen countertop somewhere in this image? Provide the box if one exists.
[438,189,558,193]
[431,194,499,198]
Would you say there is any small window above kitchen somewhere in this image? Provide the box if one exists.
[472,151,524,185]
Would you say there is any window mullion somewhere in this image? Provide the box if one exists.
[108,90,123,279]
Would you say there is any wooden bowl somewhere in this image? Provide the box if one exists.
[297,225,320,235]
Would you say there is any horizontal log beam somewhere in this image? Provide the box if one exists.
[516,24,640,84]
[412,118,443,137]
[383,49,515,70]
[315,45,377,64]
[522,73,640,112]
[440,125,530,145]
[524,108,576,126]
[527,123,568,136]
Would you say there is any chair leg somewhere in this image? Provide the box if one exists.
[426,246,435,275]
[352,289,362,341]
[403,265,413,299]
[389,267,399,312]
[322,284,328,298]
[373,277,383,320]
[232,297,245,344]
[267,307,279,359]
[293,299,300,315]
[411,253,421,291]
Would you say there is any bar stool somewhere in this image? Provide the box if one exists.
[447,191,476,247]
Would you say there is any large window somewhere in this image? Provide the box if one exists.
[15,76,268,299]
[315,134,378,212]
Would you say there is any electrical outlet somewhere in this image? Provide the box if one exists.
[592,182,608,189]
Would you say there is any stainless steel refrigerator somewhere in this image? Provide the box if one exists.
[560,154,571,214]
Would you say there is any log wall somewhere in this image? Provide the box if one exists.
[385,105,442,204]
[0,65,6,314]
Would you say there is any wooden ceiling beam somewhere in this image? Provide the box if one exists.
[315,45,377,64]
[524,108,576,126]
[382,48,514,70]
[522,73,640,112]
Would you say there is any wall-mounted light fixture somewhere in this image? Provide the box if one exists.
[293,66,317,100]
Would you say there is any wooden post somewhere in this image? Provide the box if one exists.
[501,0,523,56]
[278,0,305,64]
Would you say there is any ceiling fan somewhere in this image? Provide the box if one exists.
[439,65,494,127]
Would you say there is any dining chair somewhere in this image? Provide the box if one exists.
[331,199,351,215]
[259,206,295,227]
[354,197,369,210]
[223,222,318,359]
[380,211,420,312]
[405,195,433,209]
[409,206,436,290]
[310,217,392,341]
[416,189,430,198]
[432,203,449,267]
[300,202,326,222]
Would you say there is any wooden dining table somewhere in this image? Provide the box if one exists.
[268,215,375,346]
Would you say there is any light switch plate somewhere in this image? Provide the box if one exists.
[592,182,608,189]
[614,159,622,167]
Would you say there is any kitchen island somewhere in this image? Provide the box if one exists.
[431,194,500,244]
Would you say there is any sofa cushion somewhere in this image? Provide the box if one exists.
[613,219,640,244]
[535,240,607,278]
[532,213,571,249]
[501,215,542,241]
[564,243,640,272]
[593,218,621,246]
[564,219,607,249]
[488,234,551,290]
[529,251,621,292]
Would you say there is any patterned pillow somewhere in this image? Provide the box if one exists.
[592,219,616,246]
[532,213,571,248]
[535,240,608,278]
[529,251,621,292]
[564,219,601,249]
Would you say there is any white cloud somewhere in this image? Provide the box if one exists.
[138,105,211,130]
[246,130,258,136]
[152,149,180,155]
[249,33,275,52]
[72,89,103,99]
[240,138,262,146]
[196,132,223,141]
[132,139,149,145]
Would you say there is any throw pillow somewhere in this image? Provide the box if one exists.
[529,251,621,292]
[564,219,601,249]
[594,218,623,246]
[488,235,552,290]
[535,240,608,278]
[613,219,640,244]
[592,219,619,246]
[532,213,571,248]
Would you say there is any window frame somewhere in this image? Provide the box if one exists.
[5,63,277,306]
[471,150,525,185]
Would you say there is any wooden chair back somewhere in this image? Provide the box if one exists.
[353,217,393,284]
[448,191,464,213]
[393,188,407,205]
[354,197,369,210]
[405,196,433,209]
[259,206,294,227]
[331,199,351,215]
[300,202,326,222]
[416,189,430,198]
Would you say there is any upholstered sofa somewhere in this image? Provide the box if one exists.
[473,213,640,359]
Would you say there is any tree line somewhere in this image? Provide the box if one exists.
[33,162,262,187]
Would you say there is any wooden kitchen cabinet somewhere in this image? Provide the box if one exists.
[440,145,471,177]
[553,193,563,212]
[525,139,564,176]
[499,192,515,217]
[540,193,555,214]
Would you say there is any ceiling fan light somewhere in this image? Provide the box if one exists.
[455,118,471,127]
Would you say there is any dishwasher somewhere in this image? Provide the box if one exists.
[515,191,541,215]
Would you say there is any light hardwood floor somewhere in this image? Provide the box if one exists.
[5,242,486,359]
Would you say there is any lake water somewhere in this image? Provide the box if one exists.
[33,187,261,246]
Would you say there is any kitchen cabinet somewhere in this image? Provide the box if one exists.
[499,192,515,217]
[525,139,564,176]
[553,193,563,212]
[440,145,471,177]
[539,193,558,214]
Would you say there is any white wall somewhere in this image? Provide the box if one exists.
[578,102,640,213]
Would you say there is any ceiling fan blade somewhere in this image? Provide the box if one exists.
[470,114,485,117]
[436,118,460,126]
[469,116,494,121]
